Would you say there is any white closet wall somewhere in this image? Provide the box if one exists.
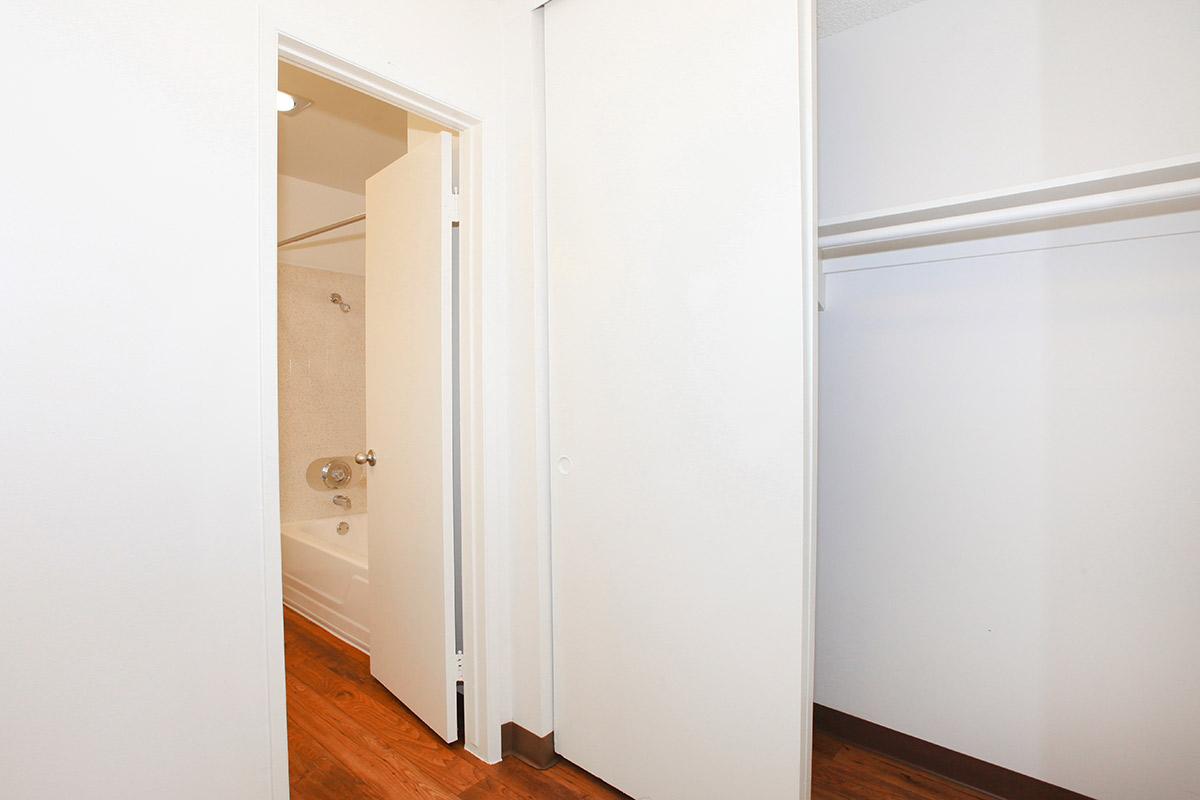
[817,1,1200,798]
[819,216,1200,800]
[819,0,1200,218]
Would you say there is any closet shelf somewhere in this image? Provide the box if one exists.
[818,153,1200,257]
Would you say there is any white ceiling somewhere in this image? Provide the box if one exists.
[278,62,408,194]
[817,0,931,37]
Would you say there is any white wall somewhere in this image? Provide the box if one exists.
[817,2,1200,797]
[819,0,1200,219]
[0,0,540,796]
[818,219,1200,800]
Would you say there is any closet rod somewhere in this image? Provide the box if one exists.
[277,213,366,247]
[818,177,1200,254]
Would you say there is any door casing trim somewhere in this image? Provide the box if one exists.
[258,28,499,799]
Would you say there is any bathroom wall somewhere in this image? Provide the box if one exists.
[277,263,367,522]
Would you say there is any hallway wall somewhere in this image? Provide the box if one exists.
[0,1,532,796]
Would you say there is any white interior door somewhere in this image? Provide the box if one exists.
[364,131,458,742]
[545,0,814,798]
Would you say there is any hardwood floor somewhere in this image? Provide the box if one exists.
[285,607,626,800]
[284,608,990,799]
[811,732,993,800]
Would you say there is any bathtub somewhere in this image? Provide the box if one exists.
[281,513,369,652]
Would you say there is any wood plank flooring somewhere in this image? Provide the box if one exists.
[284,608,992,799]
[812,731,993,800]
[285,607,625,800]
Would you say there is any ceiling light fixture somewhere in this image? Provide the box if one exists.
[276,90,312,115]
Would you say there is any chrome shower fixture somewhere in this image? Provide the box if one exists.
[329,292,351,313]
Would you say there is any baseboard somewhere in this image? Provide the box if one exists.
[281,599,369,654]
[500,722,559,770]
[813,704,1095,800]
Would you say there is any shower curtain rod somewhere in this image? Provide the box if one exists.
[277,213,366,247]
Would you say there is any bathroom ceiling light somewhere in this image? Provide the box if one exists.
[276,90,312,115]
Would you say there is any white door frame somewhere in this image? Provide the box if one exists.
[799,1,819,796]
[257,30,498,799]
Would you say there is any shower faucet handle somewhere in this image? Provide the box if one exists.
[354,449,377,467]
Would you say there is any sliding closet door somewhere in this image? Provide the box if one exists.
[545,1,815,798]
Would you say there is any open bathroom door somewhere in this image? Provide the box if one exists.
[364,131,458,743]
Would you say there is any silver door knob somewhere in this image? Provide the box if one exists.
[354,449,377,466]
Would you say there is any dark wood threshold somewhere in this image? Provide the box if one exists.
[500,722,559,770]
[813,704,1095,800]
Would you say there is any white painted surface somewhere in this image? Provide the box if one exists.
[365,132,458,743]
[819,0,1200,219]
[818,5,1200,795]
[282,514,370,651]
[545,1,814,798]
[0,1,526,794]
[817,217,1200,800]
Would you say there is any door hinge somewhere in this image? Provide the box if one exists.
[449,190,461,224]
[455,650,465,682]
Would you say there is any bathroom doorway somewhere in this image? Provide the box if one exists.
[274,56,466,745]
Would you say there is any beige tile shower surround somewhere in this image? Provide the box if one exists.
[278,263,367,523]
